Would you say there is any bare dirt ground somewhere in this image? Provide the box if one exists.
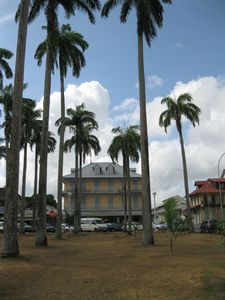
[0,232,225,300]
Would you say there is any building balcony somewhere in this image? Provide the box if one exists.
[63,188,142,195]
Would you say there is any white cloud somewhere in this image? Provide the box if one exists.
[0,13,14,25]
[4,76,225,208]
[146,75,163,89]
[113,98,138,112]
[135,75,163,90]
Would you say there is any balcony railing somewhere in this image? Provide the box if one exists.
[64,188,142,194]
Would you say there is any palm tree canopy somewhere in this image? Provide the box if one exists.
[108,125,140,163]
[35,24,89,76]
[27,0,101,26]
[20,98,42,148]
[57,103,100,157]
[56,103,98,135]
[101,0,171,46]
[30,119,56,154]
[159,93,201,133]
[0,48,13,90]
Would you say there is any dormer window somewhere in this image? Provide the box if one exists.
[93,164,101,175]
[106,164,114,175]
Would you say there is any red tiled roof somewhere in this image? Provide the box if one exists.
[190,178,225,196]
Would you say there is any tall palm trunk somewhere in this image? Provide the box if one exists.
[56,62,65,239]
[1,0,29,258]
[32,147,38,229]
[127,158,132,235]
[137,32,154,245]
[20,141,28,233]
[73,149,79,233]
[177,121,191,218]
[36,49,52,247]
[78,152,82,229]
[5,139,9,188]
[123,154,127,232]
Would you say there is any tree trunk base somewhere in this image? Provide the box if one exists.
[35,232,48,247]
[1,237,19,258]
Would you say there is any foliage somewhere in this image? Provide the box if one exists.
[46,194,57,208]
[0,48,13,91]
[159,93,201,223]
[163,197,179,255]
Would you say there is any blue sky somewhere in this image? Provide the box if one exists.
[1,0,225,204]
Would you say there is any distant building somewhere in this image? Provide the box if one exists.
[63,162,142,223]
[155,195,186,223]
[190,177,225,225]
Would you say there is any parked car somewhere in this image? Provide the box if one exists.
[106,223,114,232]
[200,220,217,233]
[46,223,56,233]
[153,222,168,231]
[111,223,122,231]
[132,222,143,231]
[61,223,71,233]
[81,218,107,232]
[17,222,34,232]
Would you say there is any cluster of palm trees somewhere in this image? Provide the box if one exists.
[0,0,202,258]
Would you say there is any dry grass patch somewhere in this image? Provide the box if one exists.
[0,232,225,300]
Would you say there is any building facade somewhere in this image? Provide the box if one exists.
[63,162,142,223]
[190,178,225,225]
[155,195,187,224]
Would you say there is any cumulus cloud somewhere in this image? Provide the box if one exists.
[6,76,225,207]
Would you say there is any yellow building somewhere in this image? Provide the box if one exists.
[63,162,142,223]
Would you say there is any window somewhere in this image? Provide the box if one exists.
[133,179,138,191]
[106,164,114,174]
[81,181,86,192]
[81,196,86,209]
[93,165,101,175]
[94,180,100,191]
[95,196,100,209]
[108,180,113,191]
[133,196,139,210]
[108,196,114,209]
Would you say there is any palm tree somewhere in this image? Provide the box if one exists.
[36,24,89,239]
[58,103,99,232]
[19,99,41,233]
[159,93,201,223]
[0,84,13,156]
[1,0,29,258]
[101,0,172,245]
[0,48,13,91]
[28,0,100,247]
[30,123,56,229]
[107,126,140,234]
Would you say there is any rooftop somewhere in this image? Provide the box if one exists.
[63,162,141,180]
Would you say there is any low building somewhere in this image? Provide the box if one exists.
[155,195,186,224]
[63,162,142,223]
[190,178,225,225]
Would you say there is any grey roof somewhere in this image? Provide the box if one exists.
[63,162,141,179]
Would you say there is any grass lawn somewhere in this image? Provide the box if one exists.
[0,232,225,300]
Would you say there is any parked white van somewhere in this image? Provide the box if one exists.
[81,218,107,232]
